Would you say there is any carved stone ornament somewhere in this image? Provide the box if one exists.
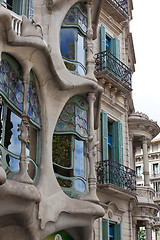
[108,210,113,219]
[46,0,63,10]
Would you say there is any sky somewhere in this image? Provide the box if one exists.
[130,0,160,127]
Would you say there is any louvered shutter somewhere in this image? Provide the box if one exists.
[110,37,120,60]
[112,121,123,164]
[101,111,108,183]
[102,219,109,240]
[114,224,122,240]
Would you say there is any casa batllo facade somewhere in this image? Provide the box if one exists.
[0,0,159,240]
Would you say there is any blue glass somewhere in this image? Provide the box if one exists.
[60,29,75,60]
[106,38,110,49]
[6,111,21,155]
[74,139,85,178]
[108,135,112,147]
[7,155,20,172]
[109,225,114,239]
[74,179,85,192]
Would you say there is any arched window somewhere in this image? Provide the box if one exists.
[52,96,88,199]
[0,53,41,183]
[60,3,87,76]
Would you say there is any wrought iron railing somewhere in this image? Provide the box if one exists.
[97,160,136,192]
[95,50,132,88]
[112,0,128,15]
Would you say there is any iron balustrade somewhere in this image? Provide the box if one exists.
[97,160,136,192]
[95,50,132,88]
[112,0,128,14]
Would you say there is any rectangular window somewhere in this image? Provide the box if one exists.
[136,166,142,178]
[102,219,122,240]
[152,143,158,152]
[153,163,159,176]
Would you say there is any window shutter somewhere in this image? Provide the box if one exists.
[102,111,108,162]
[110,37,120,60]
[112,121,123,164]
[99,25,107,70]
[100,25,106,52]
[102,219,109,240]
[101,111,108,184]
[114,224,122,240]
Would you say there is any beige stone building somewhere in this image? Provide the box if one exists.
[136,134,160,239]
[0,0,159,240]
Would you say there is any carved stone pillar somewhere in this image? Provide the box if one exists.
[83,93,99,203]
[129,134,134,170]
[142,137,149,186]
[146,222,152,240]
[13,70,33,184]
[86,1,97,81]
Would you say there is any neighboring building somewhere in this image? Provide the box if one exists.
[0,1,159,240]
[136,134,160,239]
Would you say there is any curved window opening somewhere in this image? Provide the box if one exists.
[0,53,41,183]
[60,3,87,76]
[44,230,74,240]
[52,95,88,199]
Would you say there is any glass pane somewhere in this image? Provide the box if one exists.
[57,177,73,188]
[74,179,85,192]
[26,125,37,162]
[4,109,21,155]
[60,29,75,60]
[6,154,20,172]
[0,103,3,144]
[0,59,23,111]
[27,73,40,124]
[75,106,88,137]
[77,34,85,76]
[74,139,85,178]
[109,225,114,239]
[52,134,72,168]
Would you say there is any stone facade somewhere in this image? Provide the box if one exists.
[0,0,159,240]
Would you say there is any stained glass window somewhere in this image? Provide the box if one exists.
[0,57,40,125]
[60,3,87,76]
[0,59,24,111]
[63,6,87,33]
[55,96,88,138]
[53,96,88,199]
[27,71,40,124]
[0,53,40,183]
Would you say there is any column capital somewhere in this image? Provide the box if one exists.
[87,93,96,103]
[142,136,147,143]
[129,134,134,141]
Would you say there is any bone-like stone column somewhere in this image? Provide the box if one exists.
[83,92,99,203]
[86,1,97,81]
[13,70,33,184]
[142,137,149,186]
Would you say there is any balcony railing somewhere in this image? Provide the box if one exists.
[97,160,136,192]
[95,50,132,88]
[111,0,128,15]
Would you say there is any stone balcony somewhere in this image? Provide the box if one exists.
[103,0,129,22]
